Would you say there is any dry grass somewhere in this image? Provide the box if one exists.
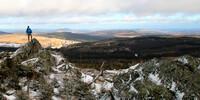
[0,33,80,48]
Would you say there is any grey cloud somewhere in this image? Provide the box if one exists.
[0,0,199,16]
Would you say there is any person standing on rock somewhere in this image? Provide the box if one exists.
[26,26,32,42]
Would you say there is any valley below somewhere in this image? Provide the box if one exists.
[60,36,200,69]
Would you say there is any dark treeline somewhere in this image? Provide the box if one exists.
[0,47,18,52]
[60,36,200,59]
[1,36,200,69]
[58,36,200,69]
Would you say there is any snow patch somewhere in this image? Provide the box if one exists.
[134,53,138,57]
[52,96,62,100]
[129,63,139,70]
[29,90,39,98]
[170,81,176,91]
[178,57,188,64]
[21,58,39,65]
[92,81,114,95]
[81,73,93,84]
[50,74,56,79]
[198,65,200,70]
[105,70,119,74]
[129,85,138,93]
[120,63,140,74]
[6,90,16,95]
[54,88,59,94]
[3,94,16,100]
[148,73,161,85]
[0,43,22,48]
[176,91,185,100]
[94,83,102,93]
[102,81,113,91]
[51,54,64,65]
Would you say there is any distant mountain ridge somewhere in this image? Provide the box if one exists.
[43,32,108,41]
[42,29,169,42]
[0,31,10,34]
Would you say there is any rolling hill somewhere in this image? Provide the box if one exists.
[0,31,10,34]
[0,34,79,48]
[42,32,108,41]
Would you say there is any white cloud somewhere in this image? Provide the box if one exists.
[0,0,199,16]
[0,14,200,25]
[0,0,200,25]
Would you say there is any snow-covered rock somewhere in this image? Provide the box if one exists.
[0,39,200,100]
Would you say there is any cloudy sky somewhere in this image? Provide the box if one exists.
[0,0,200,31]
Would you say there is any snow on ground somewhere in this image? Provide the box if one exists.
[52,96,62,100]
[129,63,140,70]
[81,63,141,95]
[81,73,94,84]
[6,90,16,95]
[129,85,138,93]
[3,94,16,100]
[54,88,60,95]
[169,82,185,100]
[29,90,40,98]
[93,83,102,94]
[120,63,140,74]
[104,70,119,74]
[148,73,162,85]
[102,81,113,91]
[92,81,114,94]
[177,57,188,64]
[170,81,176,91]
[21,58,39,65]
[0,43,23,48]
[176,90,185,100]
[198,65,200,70]
[51,54,65,65]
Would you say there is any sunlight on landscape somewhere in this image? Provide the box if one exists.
[0,34,80,48]
[0,0,200,99]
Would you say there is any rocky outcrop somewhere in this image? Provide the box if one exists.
[0,39,200,100]
[111,55,200,99]
[0,39,95,100]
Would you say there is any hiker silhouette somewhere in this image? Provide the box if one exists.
[26,26,32,42]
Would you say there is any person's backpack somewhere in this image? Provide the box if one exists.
[26,28,32,34]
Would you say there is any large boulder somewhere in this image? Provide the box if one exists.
[11,38,42,63]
